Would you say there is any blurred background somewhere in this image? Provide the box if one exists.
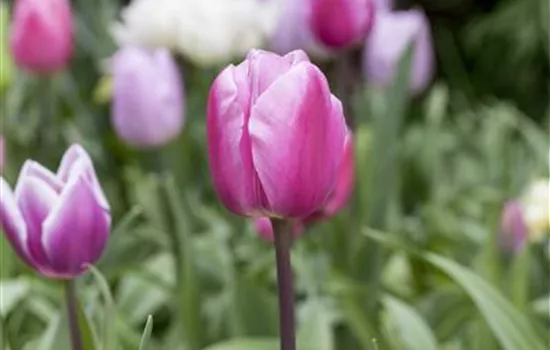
[0,0,549,349]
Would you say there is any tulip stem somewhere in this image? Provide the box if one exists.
[64,280,82,350]
[273,219,296,350]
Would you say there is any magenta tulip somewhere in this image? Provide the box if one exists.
[9,0,73,73]
[111,47,185,148]
[254,217,305,242]
[207,49,347,219]
[499,200,528,254]
[310,0,375,49]
[0,145,111,279]
[362,9,434,95]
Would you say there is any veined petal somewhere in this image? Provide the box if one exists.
[15,175,59,267]
[42,175,110,277]
[249,63,347,217]
[18,160,63,193]
[207,63,268,215]
[0,177,35,267]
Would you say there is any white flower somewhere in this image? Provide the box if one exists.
[520,178,550,241]
[112,0,279,66]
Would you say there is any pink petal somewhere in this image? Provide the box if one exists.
[18,160,63,193]
[42,175,110,277]
[324,131,354,215]
[57,144,88,182]
[249,63,347,218]
[15,175,59,267]
[0,178,35,267]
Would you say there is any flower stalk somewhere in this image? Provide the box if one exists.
[64,280,82,350]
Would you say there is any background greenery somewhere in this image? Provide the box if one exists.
[0,0,549,349]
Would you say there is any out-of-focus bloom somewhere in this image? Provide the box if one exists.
[310,0,375,49]
[269,0,331,59]
[113,0,278,67]
[362,9,434,96]
[9,0,73,73]
[254,217,305,242]
[111,47,184,148]
[0,145,111,279]
[373,0,393,12]
[499,200,529,254]
[520,178,550,241]
[207,49,347,219]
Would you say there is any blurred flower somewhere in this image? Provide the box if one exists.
[254,217,305,242]
[113,0,279,67]
[519,178,550,241]
[373,0,394,12]
[309,0,375,49]
[9,0,73,73]
[207,49,347,219]
[499,200,528,254]
[269,0,331,59]
[362,8,434,96]
[0,145,111,279]
[111,47,185,148]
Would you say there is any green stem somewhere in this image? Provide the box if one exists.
[272,219,296,350]
[64,280,82,350]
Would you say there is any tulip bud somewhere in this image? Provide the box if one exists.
[111,47,185,148]
[9,0,73,73]
[310,0,375,49]
[207,49,347,219]
[0,145,111,279]
[362,9,434,96]
[254,217,304,242]
[499,200,528,254]
[269,0,331,59]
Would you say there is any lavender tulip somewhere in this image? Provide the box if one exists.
[310,0,375,49]
[9,0,73,73]
[111,47,185,148]
[499,200,528,254]
[207,49,347,219]
[0,145,110,279]
[362,9,434,96]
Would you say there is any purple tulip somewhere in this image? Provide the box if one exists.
[269,0,330,59]
[499,200,528,254]
[362,9,434,96]
[9,0,73,73]
[310,0,375,49]
[207,49,347,219]
[0,145,111,279]
[254,217,305,242]
[111,47,185,148]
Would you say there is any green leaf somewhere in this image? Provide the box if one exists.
[138,315,153,350]
[382,295,439,350]
[0,278,30,317]
[0,2,14,90]
[297,298,335,350]
[201,338,278,350]
[87,265,117,350]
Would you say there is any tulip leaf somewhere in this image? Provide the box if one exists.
[87,265,117,350]
[382,295,439,350]
[201,338,279,350]
[297,298,336,350]
[363,228,547,350]
[0,2,13,90]
[138,315,154,350]
[0,278,30,317]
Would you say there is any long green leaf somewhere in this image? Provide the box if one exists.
[138,315,153,350]
[87,264,117,350]
[202,339,278,350]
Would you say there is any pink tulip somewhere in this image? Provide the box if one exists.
[362,9,434,96]
[310,0,375,49]
[499,200,528,254]
[0,145,111,279]
[207,49,347,219]
[111,47,185,148]
[9,0,73,73]
[254,217,305,242]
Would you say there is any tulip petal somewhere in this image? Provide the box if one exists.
[57,144,110,210]
[18,160,63,193]
[207,63,269,216]
[0,177,34,267]
[249,63,347,217]
[248,49,296,101]
[15,175,59,267]
[42,175,110,277]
